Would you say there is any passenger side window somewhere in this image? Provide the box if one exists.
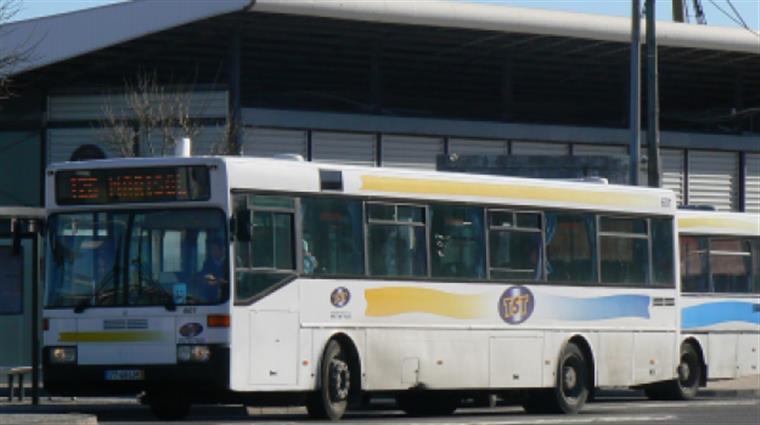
[233,194,296,303]
[488,210,543,281]
[599,216,649,286]
[680,236,709,292]
[430,205,485,279]
[710,238,752,293]
[368,203,427,277]
[545,212,596,283]
[751,238,760,293]
[301,197,364,276]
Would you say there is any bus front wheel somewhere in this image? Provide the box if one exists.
[307,339,351,420]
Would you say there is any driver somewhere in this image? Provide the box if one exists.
[198,237,228,299]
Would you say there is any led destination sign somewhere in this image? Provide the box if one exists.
[56,166,210,205]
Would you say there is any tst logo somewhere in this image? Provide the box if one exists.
[498,286,534,324]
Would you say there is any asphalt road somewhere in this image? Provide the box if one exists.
[19,396,756,425]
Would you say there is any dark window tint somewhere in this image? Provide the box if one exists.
[301,197,364,276]
[680,236,709,292]
[710,238,752,293]
[430,205,485,279]
[600,216,649,286]
[251,212,294,270]
[751,239,760,293]
[651,218,675,287]
[600,216,647,234]
[600,236,649,285]
[545,213,596,283]
[368,203,426,277]
[233,194,296,303]
[489,210,542,281]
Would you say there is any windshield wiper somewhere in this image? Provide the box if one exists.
[74,266,118,314]
[131,259,176,312]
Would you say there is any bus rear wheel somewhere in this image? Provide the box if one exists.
[645,343,701,400]
[523,342,589,414]
[307,339,351,420]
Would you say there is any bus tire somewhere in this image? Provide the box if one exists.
[147,392,190,421]
[646,343,701,400]
[307,339,351,420]
[528,342,589,414]
[396,392,458,417]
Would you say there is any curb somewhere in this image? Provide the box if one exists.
[594,387,760,400]
[0,414,97,425]
[698,389,760,398]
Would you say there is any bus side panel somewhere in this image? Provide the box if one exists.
[681,295,760,380]
[707,334,740,379]
[597,332,635,386]
[737,333,760,376]
[489,332,544,388]
[633,332,676,385]
[230,282,303,392]
[363,329,490,390]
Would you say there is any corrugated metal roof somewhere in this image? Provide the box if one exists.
[1,0,758,77]
[251,0,760,54]
[0,0,252,75]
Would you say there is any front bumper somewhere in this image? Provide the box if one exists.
[43,346,230,396]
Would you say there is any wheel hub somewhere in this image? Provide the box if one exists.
[679,361,691,381]
[563,365,578,390]
[329,359,350,401]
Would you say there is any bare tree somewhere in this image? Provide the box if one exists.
[211,111,241,155]
[0,0,25,97]
[101,71,204,157]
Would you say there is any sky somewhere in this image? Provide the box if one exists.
[8,0,760,31]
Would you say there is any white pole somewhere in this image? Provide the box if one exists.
[175,137,192,157]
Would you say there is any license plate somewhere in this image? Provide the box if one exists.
[104,369,145,381]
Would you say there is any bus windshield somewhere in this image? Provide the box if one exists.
[45,209,228,309]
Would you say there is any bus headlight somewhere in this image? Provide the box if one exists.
[50,347,77,364]
[177,345,211,362]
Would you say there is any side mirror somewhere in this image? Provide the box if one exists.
[233,210,252,242]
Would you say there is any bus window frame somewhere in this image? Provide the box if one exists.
[228,190,676,290]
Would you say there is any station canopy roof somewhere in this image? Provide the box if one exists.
[2,0,759,132]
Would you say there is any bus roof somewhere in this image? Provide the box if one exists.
[48,156,677,215]
[677,210,760,237]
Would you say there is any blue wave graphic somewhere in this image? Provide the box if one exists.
[682,301,760,329]
[542,294,650,320]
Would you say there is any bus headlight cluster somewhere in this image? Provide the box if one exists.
[177,345,211,362]
[50,347,77,364]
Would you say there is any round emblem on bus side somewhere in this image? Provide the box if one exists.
[498,286,534,324]
[330,287,351,308]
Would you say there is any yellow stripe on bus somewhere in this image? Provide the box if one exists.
[678,217,760,235]
[59,331,165,343]
[365,287,490,319]
[360,175,661,210]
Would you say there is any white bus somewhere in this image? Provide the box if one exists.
[675,209,760,395]
[43,156,684,420]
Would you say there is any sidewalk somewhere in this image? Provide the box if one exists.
[701,374,760,398]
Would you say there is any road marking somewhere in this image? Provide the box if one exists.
[594,399,759,411]
[470,415,676,425]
